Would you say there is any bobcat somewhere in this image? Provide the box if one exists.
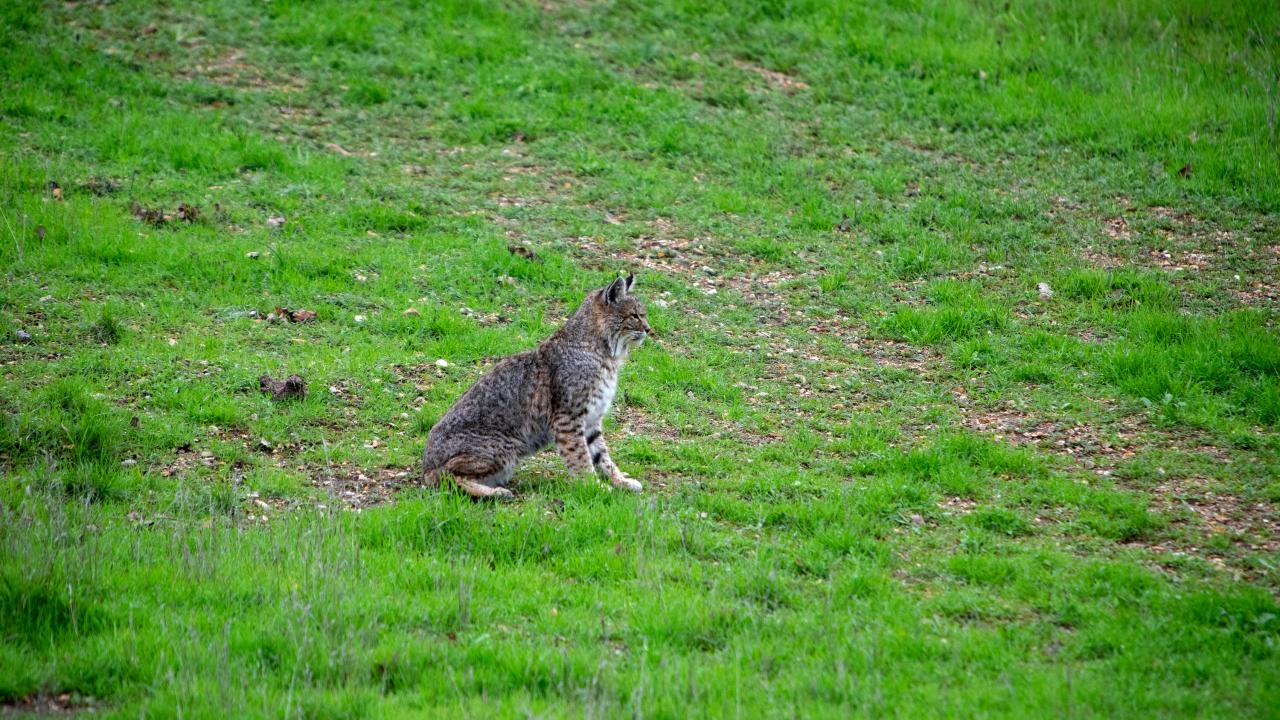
[422,274,652,498]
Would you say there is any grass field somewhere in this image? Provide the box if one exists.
[3,0,1280,716]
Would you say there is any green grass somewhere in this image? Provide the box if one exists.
[3,0,1280,716]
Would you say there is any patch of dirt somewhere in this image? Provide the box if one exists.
[1227,243,1280,307]
[615,405,682,442]
[1103,216,1131,241]
[537,0,599,12]
[849,336,944,374]
[732,59,809,94]
[1079,245,1123,268]
[1147,476,1280,554]
[1,693,98,716]
[962,406,1143,475]
[154,448,219,478]
[1128,476,1280,589]
[1148,206,1197,223]
[311,463,417,509]
[936,495,977,516]
[177,48,306,93]
[570,222,805,323]
[1143,248,1215,272]
[897,137,978,168]
[1229,277,1280,307]
[390,361,454,392]
[494,194,544,209]
[1080,207,1280,308]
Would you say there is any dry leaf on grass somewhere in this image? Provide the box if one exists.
[175,203,200,222]
[130,202,201,226]
[81,176,121,196]
[130,201,167,226]
[259,374,307,401]
[508,243,539,261]
[270,307,317,323]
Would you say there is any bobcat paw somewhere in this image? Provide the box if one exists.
[610,471,643,492]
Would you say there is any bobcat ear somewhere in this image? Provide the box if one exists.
[624,272,636,293]
[604,276,628,305]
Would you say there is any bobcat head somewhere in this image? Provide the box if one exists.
[592,273,652,356]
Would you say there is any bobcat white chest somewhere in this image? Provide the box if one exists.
[586,366,619,428]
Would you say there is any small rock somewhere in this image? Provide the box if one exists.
[121,458,137,468]
[39,295,53,302]
[909,514,925,527]
[354,314,366,323]
[435,358,449,369]
[266,216,286,229]
[257,438,274,452]
[1037,282,1054,300]
[402,307,420,317]
[15,330,32,343]
[246,251,260,259]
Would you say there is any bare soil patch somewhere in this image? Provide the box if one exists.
[936,495,977,516]
[570,219,806,325]
[178,47,307,93]
[733,59,809,94]
[1079,206,1280,308]
[615,404,683,442]
[849,336,945,374]
[1,693,97,717]
[962,406,1143,475]
[311,463,417,509]
[1148,475,1280,556]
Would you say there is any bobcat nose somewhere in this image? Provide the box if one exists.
[643,321,655,338]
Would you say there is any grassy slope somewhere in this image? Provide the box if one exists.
[2,0,1279,716]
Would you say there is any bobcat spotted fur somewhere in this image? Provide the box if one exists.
[422,274,651,498]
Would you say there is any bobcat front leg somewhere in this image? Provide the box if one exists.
[552,411,593,476]
[587,425,642,492]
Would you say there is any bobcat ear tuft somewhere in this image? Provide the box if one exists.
[604,276,627,304]
[624,273,636,292]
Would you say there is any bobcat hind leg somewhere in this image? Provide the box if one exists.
[442,454,515,499]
